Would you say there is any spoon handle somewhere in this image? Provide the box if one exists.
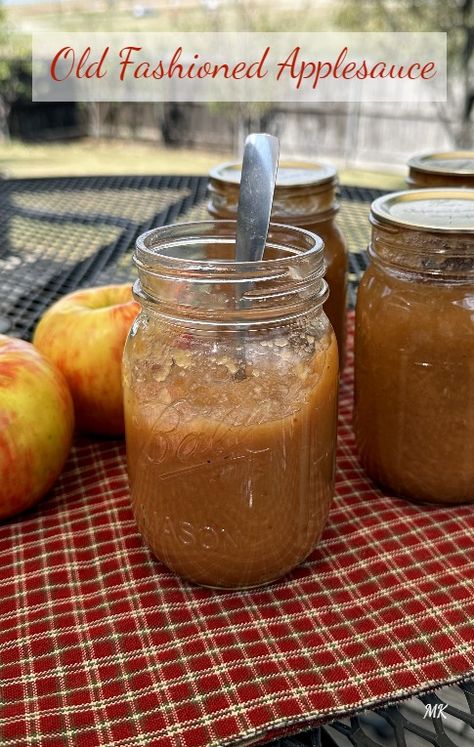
[235,133,280,263]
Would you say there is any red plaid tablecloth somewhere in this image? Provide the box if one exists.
[1,316,473,747]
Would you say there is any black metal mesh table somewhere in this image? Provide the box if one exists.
[0,175,472,746]
[0,176,376,340]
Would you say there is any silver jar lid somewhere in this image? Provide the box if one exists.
[371,189,474,233]
[408,151,474,176]
[209,160,337,190]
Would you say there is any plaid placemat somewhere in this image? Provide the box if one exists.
[1,315,473,747]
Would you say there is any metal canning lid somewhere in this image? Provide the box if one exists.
[209,160,337,189]
[371,189,474,233]
[408,151,474,176]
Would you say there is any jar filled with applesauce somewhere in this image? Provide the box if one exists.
[123,220,339,588]
[354,189,474,504]
[208,161,348,365]
[407,151,474,188]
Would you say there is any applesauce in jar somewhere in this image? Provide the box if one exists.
[208,161,348,366]
[123,221,338,588]
[354,189,474,504]
[407,151,474,188]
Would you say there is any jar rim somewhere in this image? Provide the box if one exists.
[209,159,337,189]
[407,151,474,176]
[134,220,328,326]
[135,219,325,272]
[371,188,474,234]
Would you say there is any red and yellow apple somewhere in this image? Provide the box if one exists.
[0,335,74,521]
[33,284,140,436]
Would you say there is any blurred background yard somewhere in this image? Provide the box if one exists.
[0,0,472,183]
[0,139,407,188]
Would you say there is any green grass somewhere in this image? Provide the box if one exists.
[0,138,405,189]
[338,167,404,190]
[0,139,233,178]
[7,0,339,35]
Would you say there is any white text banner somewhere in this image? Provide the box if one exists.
[32,32,447,103]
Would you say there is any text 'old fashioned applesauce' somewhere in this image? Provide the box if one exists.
[407,151,474,189]
[123,221,338,588]
[208,161,348,365]
[354,189,474,504]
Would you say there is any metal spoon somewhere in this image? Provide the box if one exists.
[235,133,280,263]
[234,133,279,377]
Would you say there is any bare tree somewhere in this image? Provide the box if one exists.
[337,0,474,146]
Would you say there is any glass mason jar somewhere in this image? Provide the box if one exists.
[123,220,339,589]
[407,151,474,188]
[354,189,474,505]
[208,161,348,366]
